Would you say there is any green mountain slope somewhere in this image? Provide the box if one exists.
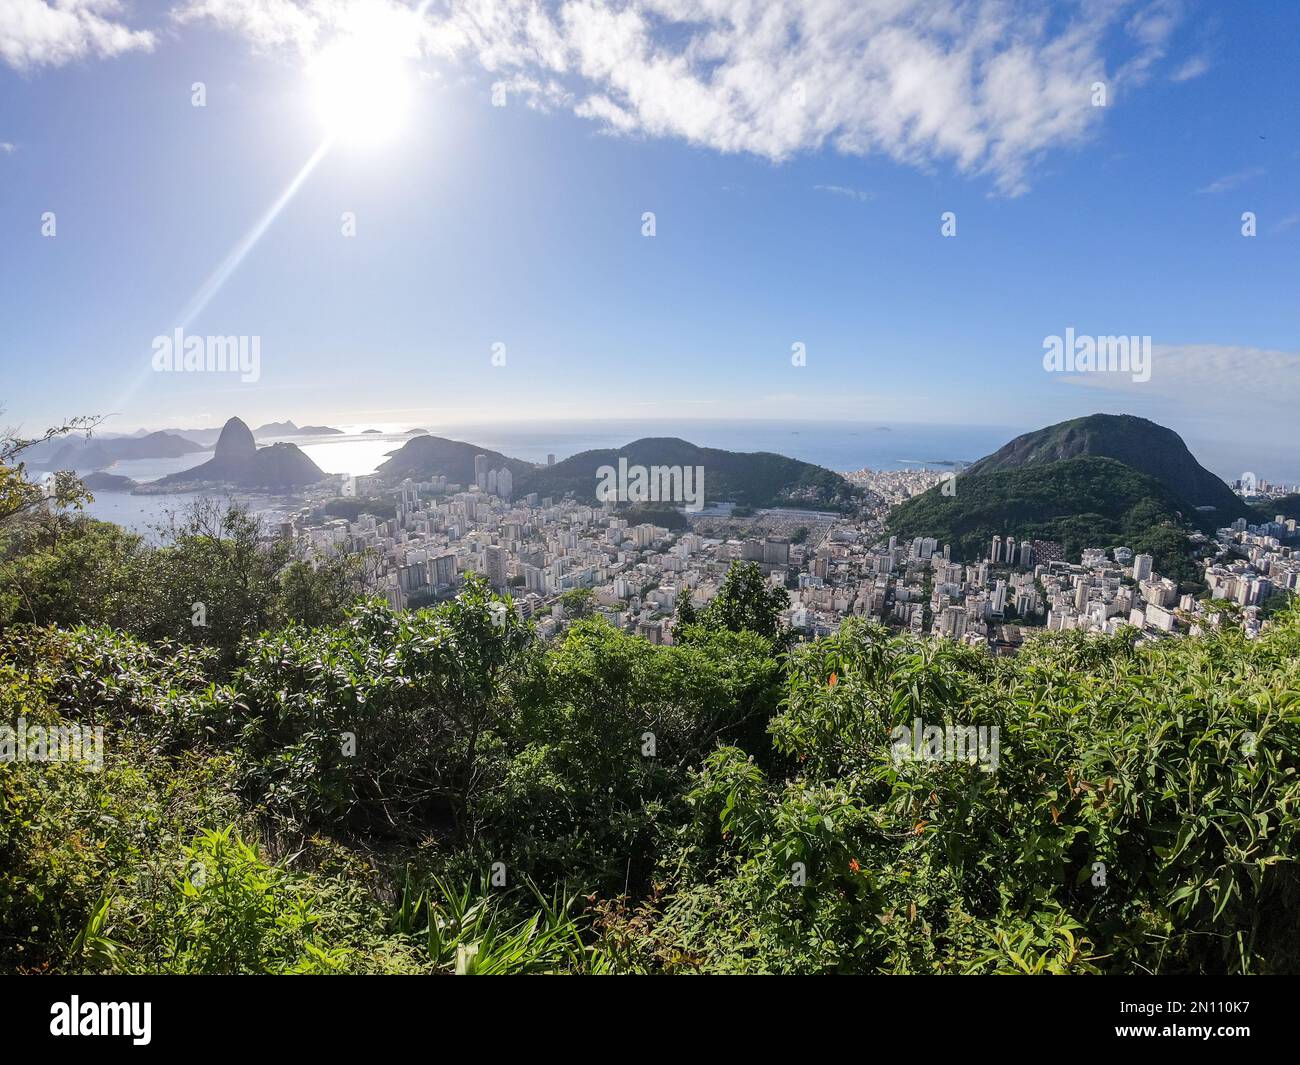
[889,455,1204,586]
[378,434,864,512]
[520,437,863,511]
[1258,495,1300,523]
[374,435,536,485]
[965,414,1250,520]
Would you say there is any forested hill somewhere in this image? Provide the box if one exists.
[889,455,1206,586]
[964,414,1250,520]
[375,434,536,485]
[522,437,864,511]
[378,434,866,512]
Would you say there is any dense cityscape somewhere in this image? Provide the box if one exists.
[257,456,1300,652]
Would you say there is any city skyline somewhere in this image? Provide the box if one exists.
[1,0,1298,456]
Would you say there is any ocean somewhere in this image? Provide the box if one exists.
[317,420,1025,474]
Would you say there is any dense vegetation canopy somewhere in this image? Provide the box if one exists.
[3,499,1298,973]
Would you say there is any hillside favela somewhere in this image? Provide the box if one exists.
[2,0,1299,1022]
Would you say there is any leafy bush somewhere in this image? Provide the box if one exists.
[143,826,347,975]
[232,577,532,830]
[481,617,783,890]
[603,613,1300,973]
[1,505,368,666]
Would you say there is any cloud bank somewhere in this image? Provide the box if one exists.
[0,0,155,70]
[4,1,1196,193]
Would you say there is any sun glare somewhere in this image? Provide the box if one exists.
[307,36,412,148]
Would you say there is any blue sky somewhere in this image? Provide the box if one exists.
[1,0,1298,474]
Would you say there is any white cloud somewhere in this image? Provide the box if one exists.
[1059,343,1300,414]
[0,140,16,152]
[1122,0,1181,80]
[0,0,155,70]
[1196,167,1265,194]
[1170,53,1209,82]
[173,0,1192,194]
[172,0,418,55]
[813,183,871,202]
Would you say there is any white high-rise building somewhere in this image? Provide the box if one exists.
[1133,553,1154,581]
[992,580,1007,614]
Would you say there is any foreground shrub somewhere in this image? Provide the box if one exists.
[479,618,783,890]
[6,577,1300,974]
[604,616,1300,973]
[232,578,532,831]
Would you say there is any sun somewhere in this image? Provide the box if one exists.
[307,36,412,148]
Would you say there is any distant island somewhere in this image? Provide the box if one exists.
[253,420,343,437]
[81,471,138,492]
[33,431,207,471]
